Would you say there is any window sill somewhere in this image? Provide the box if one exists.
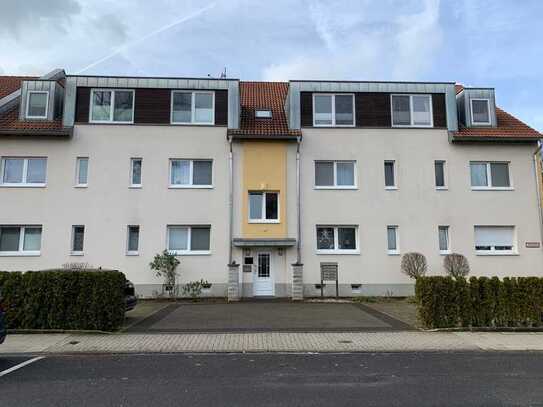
[70,251,84,256]
[471,187,514,191]
[74,185,88,188]
[248,220,280,224]
[436,187,448,191]
[440,250,452,255]
[0,184,46,188]
[316,250,360,255]
[314,186,358,190]
[168,250,211,256]
[0,251,40,257]
[126,251,139,256]
[385,186,398,190]
[387,250,400,256]
[129,185,142,189]
[170,122,215,126]
[169,185,214,189]
[391,124,434,129]
[25,115,48,120]
[476,251,518,256]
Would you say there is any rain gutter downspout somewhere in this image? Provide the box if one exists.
[533,142,543,246]
[296,136,302,264]
[228,136,234,265]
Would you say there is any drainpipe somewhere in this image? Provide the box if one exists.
[228,136,234,265]
[532,142,543,246]
[296,136,302,264]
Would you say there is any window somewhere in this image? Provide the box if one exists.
[0,226,42,255]
[249,192,279,222]
[316,225,358,253]
[384,160,396,188]
[474,226,515,254]
[438,226,450,253]
[71,225,85,254]
[127,225,140,255]
[313,94,355,126]
[167,225,211,254]
[130,158,142,187]
[171,91,214,124]
[90,89,134,123]
[471,99,491,125]
[255,110,272,118]
[76,157,89,186]
[315,161,356,188]
[26,91,48,119]
[435,160,446,189]
[1,157,46,186]
[387,226,399,254]
[170,159,212,187]
[391,94,433,127]
[470,162,511,189]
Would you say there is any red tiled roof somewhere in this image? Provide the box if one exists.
[228,81,301,138]
[0,76,36,99]
[454,83,541,141]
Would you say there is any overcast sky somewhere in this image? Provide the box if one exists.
[1,0,541,130]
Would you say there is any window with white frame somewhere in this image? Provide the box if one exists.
[0,226,42,255]
[127,225,140,255]
[470,99,491,125]
[170,159,212,187]
[313,94,355,126]
[435,160,446,189]
[1,157,46,186]
[26,91,48,119]
[167,225,211,254]
[316,225,358,253]
[90,89,134,123]
[75,157,89,186]
[130,158,142,187]
[384,160,396,188]
[71,225,85,254]
[315,161,356,188]
[387,226,399,254]
[438,226,450,253]
[171,91,214,124]
[391,94,433,127]
[474,226,515,254]
[470,162,510,189]
[249,192,279,222]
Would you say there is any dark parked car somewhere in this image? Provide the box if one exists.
[0,290,6,344]
[125,280,137,312]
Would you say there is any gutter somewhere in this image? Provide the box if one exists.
[295,136,302,264]
[532,143,543,247]
[228,136,234,265]
[0,128,73,137]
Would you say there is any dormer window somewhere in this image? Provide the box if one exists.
[26,91,49,119]
[313,94,354,127]
[471,98,491,125]
[90,89,134,123]
[255,109,272,118]
[391,94,433,127]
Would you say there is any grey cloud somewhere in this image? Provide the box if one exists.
[90,13,128,44]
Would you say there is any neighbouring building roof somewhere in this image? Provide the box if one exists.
[453,84,541,141]
[228,81,302,139]
[0,75,36,99]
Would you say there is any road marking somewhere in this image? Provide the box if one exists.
[0,356,45,378]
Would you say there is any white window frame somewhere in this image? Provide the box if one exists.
[470,161,513,190]
[316,225,359,255]
[166,225,211,255]
[434,160,448,190]
[129,158,143,188]
[384,160,397,190]
[126,225,140,256]
[470,98,491,126]
[391,94,433,128]
[386,225,400,255]
[248,192,280,223]
[89,89,135,124]
[0,225,42,256]
[312,93,356,127]
[474,225,517,256]
[255,109,272,118]
[75,157,89,188]
[438,225,451,255]
[170,91,215,125]
[314,160,357,189]
[0,157,47,187]
[70,225,85,256]
[25,91,49,119]
[169,159,213,188]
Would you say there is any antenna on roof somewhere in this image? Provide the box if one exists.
[220,67,227,79]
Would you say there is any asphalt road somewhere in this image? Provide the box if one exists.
[1,352,542,406]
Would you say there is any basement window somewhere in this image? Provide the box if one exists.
[255,109,272,118]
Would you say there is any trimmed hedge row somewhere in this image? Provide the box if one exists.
[415,276,543,329]
[0,270,126,331]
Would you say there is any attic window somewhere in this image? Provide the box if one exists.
[26,91,49,119]
[471,98,491,125]
[255,109,272,118]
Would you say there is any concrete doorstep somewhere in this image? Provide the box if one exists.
[1,331,543,354]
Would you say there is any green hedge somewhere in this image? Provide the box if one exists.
[0,270,126,331]
[415,276,543,329]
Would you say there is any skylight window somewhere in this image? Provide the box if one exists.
[255,109,272,118]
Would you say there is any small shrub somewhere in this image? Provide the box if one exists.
[443,253,470,278]
[401,252,427,279]
[150,250,180,298]
[182,279,212,300]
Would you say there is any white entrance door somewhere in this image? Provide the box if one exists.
[253,252,274,296]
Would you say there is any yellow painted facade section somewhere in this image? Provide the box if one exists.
[242,141,287,238]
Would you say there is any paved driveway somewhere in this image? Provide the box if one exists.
[127,302,412,333]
